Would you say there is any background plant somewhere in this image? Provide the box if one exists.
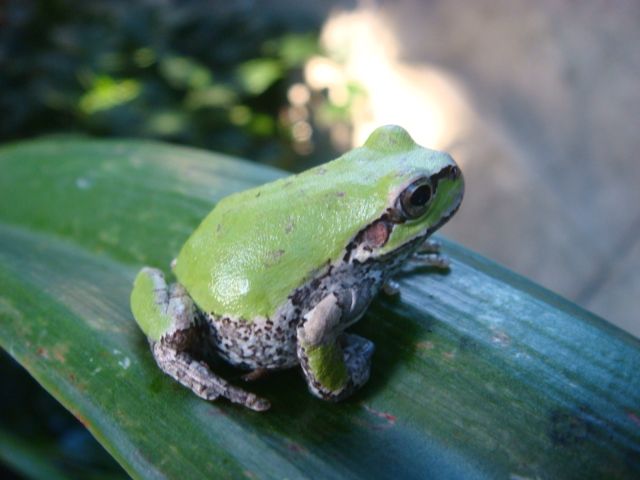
[0,1,356,477]
[0,0,363,170]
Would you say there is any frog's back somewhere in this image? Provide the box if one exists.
[173,126,446,320]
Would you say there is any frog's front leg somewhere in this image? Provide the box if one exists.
[131,268,270,411]
[296,293,374,401]
[408,238,450,269]
[382,239,450,296]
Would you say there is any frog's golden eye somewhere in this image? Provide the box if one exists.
[399,178,433,219]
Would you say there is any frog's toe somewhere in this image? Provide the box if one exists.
[215,381,271,411]
[245,394,271,412]
[382,279,401,296]
[418,238,442,254]
[341,334,374,387]
[342,333,375,360]
[408,252,450,270]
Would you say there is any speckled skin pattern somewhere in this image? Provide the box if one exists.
[207,231,415,371]
[161,231,414,407]
[204,197,458,371]
[146,219,407,409]
[145,205,458,411]
[141,156,462,411]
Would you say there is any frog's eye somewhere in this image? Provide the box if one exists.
[399,178,433,219]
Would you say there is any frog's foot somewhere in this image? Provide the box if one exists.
[296,293,374,401]
[407,239,450,271]
[132,267,270,412]
[410,253,450,269]
[340,333,375,390]
[382,279,401,296]
[152,340,270,411]
[418,238,442,254]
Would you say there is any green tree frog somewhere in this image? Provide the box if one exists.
[130,125,464,411]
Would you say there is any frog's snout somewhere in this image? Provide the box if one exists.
[442,161,465,210]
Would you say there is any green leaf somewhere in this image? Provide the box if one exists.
[79,76,143,114]
[0,427,68,480]
[236,58,283,95]
[159,56,213,91]
[0,138,639,479]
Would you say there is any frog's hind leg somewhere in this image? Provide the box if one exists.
[151,341,270,411]
[131,268,270,411]
[296,293,375,401]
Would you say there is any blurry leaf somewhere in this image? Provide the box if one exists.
[229,105,251,126]
[184,85,237,110]
[132,47,156,68]
[159,56,212,90]
[0,0,328,168]
[1,138,639,479]
[144,111,188,136]
[0,425,126,480]
[236,58,282,95]
[79,76,141,114]
[0,428,68,480]
[97,52,127,73]
[248,113,275,137]
[265,33,319,67]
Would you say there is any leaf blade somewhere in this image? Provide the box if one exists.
[0,138,639,479]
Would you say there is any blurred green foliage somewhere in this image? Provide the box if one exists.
[0,1,345,477]
[0,0,329,168]
[0,352,128,479]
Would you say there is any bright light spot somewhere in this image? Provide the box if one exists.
[292,121,312,142]
[328,83,349,107]
[287,105,309,123]
[304,56,345,90]
[309,7,471,153]
[287,83,311,106]
[75,177,93,190]
[214,276,249,303]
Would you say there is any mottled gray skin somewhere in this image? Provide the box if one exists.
[147,212,450,411]
[210,252,390,370]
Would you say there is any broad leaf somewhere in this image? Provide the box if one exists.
[0,138,638,479]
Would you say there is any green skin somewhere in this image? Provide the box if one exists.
[131,125,464,411]
[173,126,461,319]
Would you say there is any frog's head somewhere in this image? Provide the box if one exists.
[347,125,464,263]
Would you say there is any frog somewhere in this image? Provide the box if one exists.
[130,125,464,411]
